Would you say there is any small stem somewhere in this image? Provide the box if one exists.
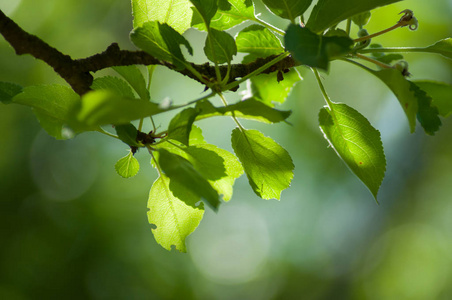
[186,91,216,105]
[339,58,374,73]
[148,148,163,177]
[138,118,144,131]
[312,68,333,109]
[218,93,245,131]
[96,127,119,139]
[253,18,286,36]
[150,116,157,132]
[223,52,290,91]
[354,23,402,43]
[346,18,352,35]
[354,53,393,69]
[358,47,427,54]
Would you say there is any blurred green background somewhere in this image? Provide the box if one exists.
[1,0,452,299]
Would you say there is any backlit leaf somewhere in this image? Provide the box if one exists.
[231,128,294,200]
[285,25,353,70]
[132,0,193,33]
[148,175,204,252]
[168,107,199,145]
[306,0,403,33]
[113,66,150,101]
[419,38,452,60]
[204,29,237,64]
[131,21,193,69]
[319,102,386,199]
[91,76,135,98]
[158,148,221,210]
[115,151,140,178]
[261,0,312,22]
[189,0,217,27]
[236,25,284,63]
[413,81,452,117]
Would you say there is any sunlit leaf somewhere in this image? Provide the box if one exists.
[113,66,150,101]
[148,175,204,252]
[12,84,93,139]
[196,98,291,123]
[319,102,386,199]
[261,0,312,22]
[132,0,193,33]
[76,90,161,126]
[115,151,140,178]
[248,68,302,106]
[231,128,294,200]
[351,11,371,28]
[204,29,237,64]
[168,107,199,146]
[192,0,254,31]
[413,81,452,117]
[189,0,217,27]
[306,0,403,33]
[131,21,193,69]
[421,38,452,60]
[0,81,22,104]
[91,76,135,98]
[158,149,221,210]
[285,25,353,70]
[236,25,284,63]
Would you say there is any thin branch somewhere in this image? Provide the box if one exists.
[0,9,299,96]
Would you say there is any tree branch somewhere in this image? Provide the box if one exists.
[0,9,298,96]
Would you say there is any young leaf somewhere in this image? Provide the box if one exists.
[76,90,161,126]
[231,128,294,200]
[196,98,292,123]
[306,0,403,33]
[113,66,150,101]
[370,69,418,132]
[319,102,386,199]
[131,0,193,34]
[115,123,142,147]
[248,68,302,106]
[409,82,441,135]
[115,151,140,178]
[91,76,135,98]
[189,0,218,27]
[0,81,22,104]
[261,0,312,22]
[192,0,255,31]
[419,38,452,60]
[167,107,199,145]
[12,84,93,139]
[204,29,237,64]
[285,25,353,70]
[130,21,193,69]
[158,148,221,210]
[236,25,284,63]
[351,11,372,28]
[148,175,204,252]
[413,81,452,117]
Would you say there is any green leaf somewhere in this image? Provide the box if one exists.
[189,0,217,27]
[91,76,135,98]
[231,128,294,200]
[306,0,402,33]
[76,90,161,126]
[351,11,371,28]
[236,25,284,63]
[192,0,255,31]
[0,81,23,104]
[115,123,142,147]
[409,82,441,135]
[284,25,353,70]
[413,81,452,117]
[148,175,204,252]
[168,107,199,145]
[370,69,418,132]
[204,29,237,64]
[115,151,140,178]
[420,38,452,60]
[249,68,302,106]
[158,148,221,210]
[113,66,150,101]
[261,0,312,22]
[132,0,193,33]
[12,84,93,139]
[318,102,386,199]
[130,21,193,69]
[196,98,291,123]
